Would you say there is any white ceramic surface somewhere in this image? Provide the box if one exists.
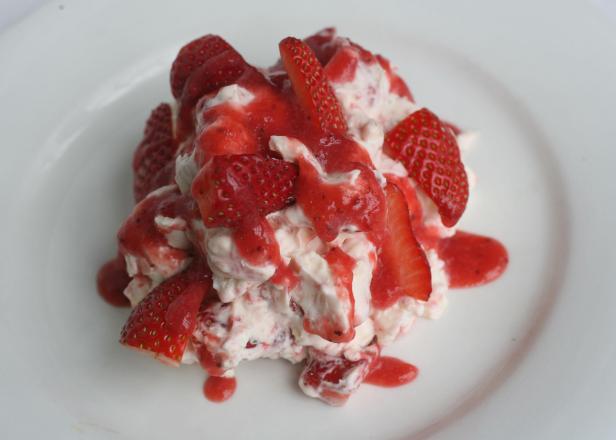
[0,1,614,439]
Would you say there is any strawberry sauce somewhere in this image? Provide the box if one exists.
[232,218,299,289]
[96,255,130,307]
[99,28,512,407]
[438,231,509,288]
[203,376,237,403]
[364,356,418,387]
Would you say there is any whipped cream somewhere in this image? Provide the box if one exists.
[122,46,477,383]
[205,225,277,303]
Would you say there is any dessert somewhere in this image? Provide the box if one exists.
[97,28,509,405]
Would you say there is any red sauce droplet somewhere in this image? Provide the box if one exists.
[96,255,130,307]
[438,230,509,288]
[203,376,237,403]
[364,356,418,387]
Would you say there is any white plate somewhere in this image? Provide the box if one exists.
[1,1,615,439]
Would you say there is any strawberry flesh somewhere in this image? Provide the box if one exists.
[371,183,432,308]
[384,108,469,227]
[179,49,248,111]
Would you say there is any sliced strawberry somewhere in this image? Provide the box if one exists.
[191,154,298,228]
[119,259,213,366]
[132,103,178,202]
[299,248,356,343]
[385,173,441,250]
[370,183,432,308]
[267,28,338,86]
[299,346,379,406]
[170,34,234,99]
[295,157,385,242]
[177,49,249,133]
[279,37,347,135]
[303,27,339,66]
[383,108,469,226]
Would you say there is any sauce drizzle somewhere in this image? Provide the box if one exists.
[364,356,418,387]
[203,376,237,403]
[96,255,130,307]
[438,231,509,288]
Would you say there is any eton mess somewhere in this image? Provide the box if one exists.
[97,28,509,405]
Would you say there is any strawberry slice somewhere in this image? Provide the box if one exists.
[370,183,432,308]
[170,34,235,99]
[383,108,469,227]
[132,103,178,202]
[120,259,213,366]
[299,346,379,406]
[179,49,248,112]
[177,49,250,136]
[278,37,347,135]
[191,154,298,228]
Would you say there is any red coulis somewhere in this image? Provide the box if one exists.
[365,356,418,387]
[96,255,130,307]
[203,376,237,403]
[438,231,509,288]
